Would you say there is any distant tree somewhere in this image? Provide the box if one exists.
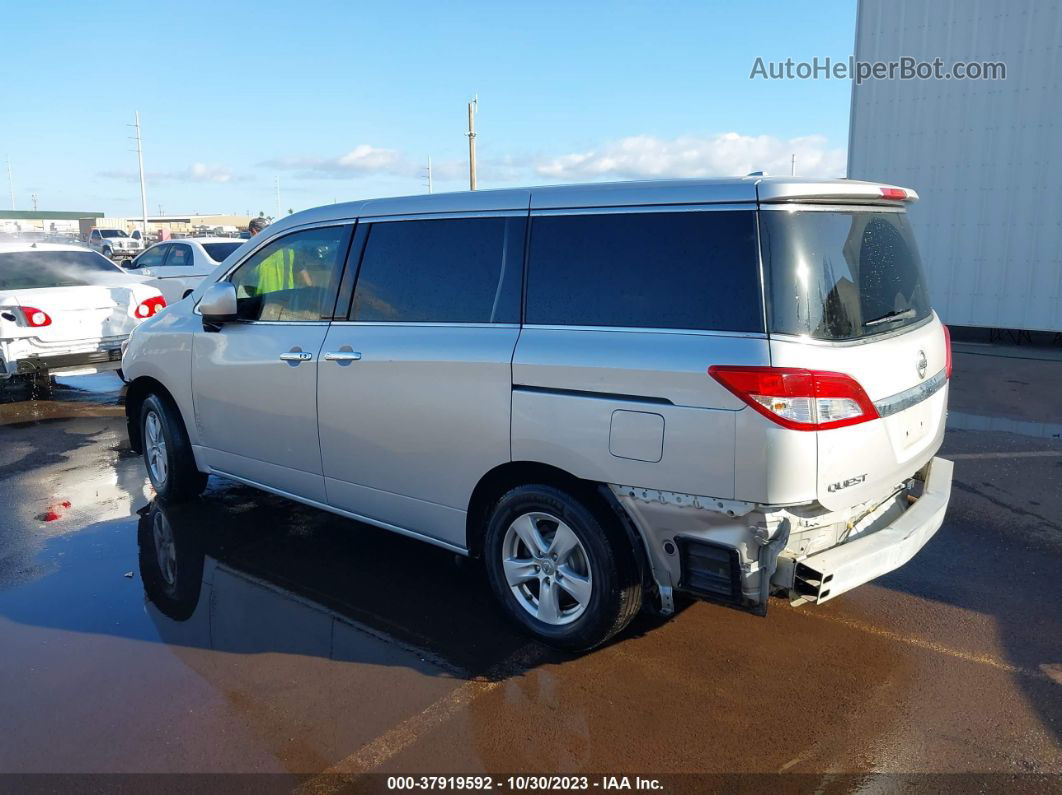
[288,208,294,215]
[258,211,265,217]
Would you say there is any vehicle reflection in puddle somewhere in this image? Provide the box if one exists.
[136,495,533,675]
[948,410,1062,440]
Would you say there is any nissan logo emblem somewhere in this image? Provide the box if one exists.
[917,350,928,380]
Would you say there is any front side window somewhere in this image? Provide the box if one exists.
[760,209,932,341]
[131,245,167,269]
[525,210,762,331]
[228,226,348,322]
[349,216,524,323]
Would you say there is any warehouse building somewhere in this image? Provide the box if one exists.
[0,210,103,236]
[848,0,1062,334]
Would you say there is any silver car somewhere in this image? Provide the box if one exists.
[122,177,953,651]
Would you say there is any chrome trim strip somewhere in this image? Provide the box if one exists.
[209,469,470,555]
[874,369,948,418]
[358,209,529,222]
[328,321,519,329]
[522,324,767,339]
[531,203,754,217]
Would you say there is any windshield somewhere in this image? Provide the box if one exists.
[99,230,128,238]
[0,250,124,289]
[201,242,242,262]
[760,209,932,341]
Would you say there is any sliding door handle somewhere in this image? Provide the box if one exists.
[323,351,362,362]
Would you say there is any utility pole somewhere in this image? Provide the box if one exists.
[274,176,281,220]
[31,193,38,212]
[467,95,478,191]
[132,112,149,237]
[791,153,796,176]
[424,155,433,194]
[6,158,14,210]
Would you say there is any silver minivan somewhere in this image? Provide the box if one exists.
[122,177,953,651]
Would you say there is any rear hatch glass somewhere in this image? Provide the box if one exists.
[760,208,947,511]
[760,209,932,341]
[0,250,124,289]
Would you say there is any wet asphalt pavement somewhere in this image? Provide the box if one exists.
[0,358,1059,787]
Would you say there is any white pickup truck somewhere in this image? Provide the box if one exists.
[88,228,143,260]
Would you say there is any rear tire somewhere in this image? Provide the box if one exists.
[140,393,207,502]
[483,484,642,652]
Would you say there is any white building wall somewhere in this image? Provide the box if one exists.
[848,0,1062,332]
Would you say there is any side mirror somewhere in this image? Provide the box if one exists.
[200,282,238,329]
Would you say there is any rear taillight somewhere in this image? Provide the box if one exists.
[134,296,167,318]
[880,187,907,201]
[20,306,52,327]
[942,324,952,379]
[709,366,879,431]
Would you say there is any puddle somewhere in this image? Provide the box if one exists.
[948,411,1062,441]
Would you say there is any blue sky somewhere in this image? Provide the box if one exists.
[4,0,857,217]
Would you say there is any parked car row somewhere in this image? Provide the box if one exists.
[122,237,244,305]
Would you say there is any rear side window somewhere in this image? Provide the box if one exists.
[349,216,525,323]
[760,210,932,341]
[525,211,762,332]
[201,242,242,262]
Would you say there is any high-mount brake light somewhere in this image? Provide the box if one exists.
[708,366,879,431]
[20,307,52,327]
[134,296,167,318]
[880,187,907,201]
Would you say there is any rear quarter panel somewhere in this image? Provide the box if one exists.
[512,328,770,499]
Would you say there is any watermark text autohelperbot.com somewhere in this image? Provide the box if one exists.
[750,56,1006,84]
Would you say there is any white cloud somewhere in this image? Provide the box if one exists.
[534,133,846,181]
[98,163,246,183]
[186,163,238,183]
[263,145,415,178]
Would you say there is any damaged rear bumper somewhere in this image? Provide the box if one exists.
[611,456,953,615]
[785,457,952,604]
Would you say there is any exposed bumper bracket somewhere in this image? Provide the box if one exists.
[792,457,953,604]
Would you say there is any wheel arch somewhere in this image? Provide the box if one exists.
[465,460,652,589]
[125,376,186,454]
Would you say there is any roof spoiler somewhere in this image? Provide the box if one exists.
[756,179,918,205]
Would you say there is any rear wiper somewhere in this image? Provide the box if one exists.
[864,308,916,327]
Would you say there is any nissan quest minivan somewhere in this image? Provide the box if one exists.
[122,177,953,651]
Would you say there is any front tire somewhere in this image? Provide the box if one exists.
[140,393,207,502]
[484,485,642,652]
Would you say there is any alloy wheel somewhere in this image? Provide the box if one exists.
[501,511,593,626]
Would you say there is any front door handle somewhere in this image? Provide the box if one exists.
[323,351,362,362]
[279,351,313,362]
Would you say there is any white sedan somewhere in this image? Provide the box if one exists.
[124,237,245,305]
[0,242,165,388]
